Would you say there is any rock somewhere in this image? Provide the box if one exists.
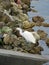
[34,42,39,47]
[0,8,4,21]
[7,17,22,27]
[0,0,11,10]
[3,33,43,54]
[22,3,29,12]
[11,3,18,15]
[3,34,12,45]
[17,37,28,48]
[37,46,43,51]
[3,10,15,22]
[13,37,26,47]
[45,38,49,46]
[22,50,28,53]
[22,21,31,29]
[3,34,17,45]
[0,22,5,28]
[7,21,16,27]
[33,46,43,54]
[27,44,43,54]
[22,21,35,29]
[10,0,14,2]
[42,23,49,27]
[30,22,35,27]
[0,9,15,23]
[10,2,23,15]
[24,28,34,32]
[37,30,48,40]
[13,47,17,51]
[18,37,27,44]
[12,16,22,22]
[17,4,22,9]
[17,47,23,52]
[17,13,28,21]
[35,21,42,26]
[0,29,2,34]
[0,6,4,14]
[3,45,12,50]
[21,0,30,7]
[28,43,36,49]
[32,16,44,22]
[2,26,12,34]
[13,12,28,22]
[29,50,36,54]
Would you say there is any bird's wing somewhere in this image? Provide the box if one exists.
[22,31,36,43]
[32,32,40,40]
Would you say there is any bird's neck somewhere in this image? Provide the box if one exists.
[19,29,23,36]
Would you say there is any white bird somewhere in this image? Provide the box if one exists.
[31,32,40,41]
[16,28,40,44]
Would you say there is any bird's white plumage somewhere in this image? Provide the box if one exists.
[21,31,36,43]
[16,28,39,44]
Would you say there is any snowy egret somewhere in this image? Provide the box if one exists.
[16,28,38,44]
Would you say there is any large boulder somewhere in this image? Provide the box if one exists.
[32,16,44,23]
[37,30,48,40]
[22,21,35,29]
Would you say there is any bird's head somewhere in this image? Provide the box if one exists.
[16,27,24,36]
[16,27,22,31]
[16,27,23,34]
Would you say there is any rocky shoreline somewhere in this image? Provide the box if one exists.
[0,0,49,55]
